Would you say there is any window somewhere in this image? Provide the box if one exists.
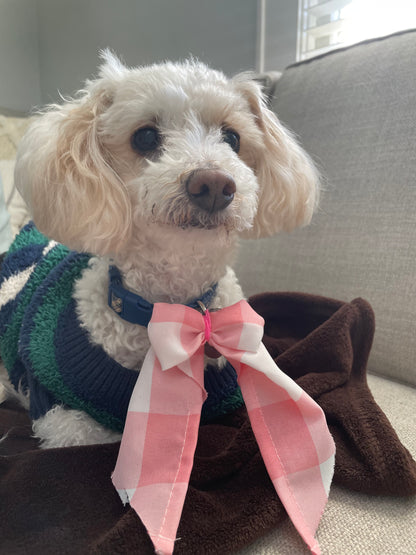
[297,0,416,61]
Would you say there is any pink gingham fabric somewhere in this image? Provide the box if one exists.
[112,300,335,555]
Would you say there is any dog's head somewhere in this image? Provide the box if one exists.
[15,51,319,255]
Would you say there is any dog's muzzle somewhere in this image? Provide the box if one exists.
[185,169,236,213]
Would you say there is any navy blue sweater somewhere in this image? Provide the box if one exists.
[0,223,243,432]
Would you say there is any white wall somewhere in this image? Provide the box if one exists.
[264,0,298,71]
[0,0,42,113]
[0,0,299,112]
[36,0,258,103]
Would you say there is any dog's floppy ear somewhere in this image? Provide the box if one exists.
[233,76,319,238]
[15,50,131,254]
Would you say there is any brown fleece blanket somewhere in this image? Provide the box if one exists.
[1,292,415,555]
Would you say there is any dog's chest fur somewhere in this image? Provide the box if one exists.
[73,250,244,371]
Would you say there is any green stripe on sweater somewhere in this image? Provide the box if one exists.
[1,232,69,372]
[7,224,50,255]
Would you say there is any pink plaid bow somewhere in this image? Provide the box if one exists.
[112,300,335,555]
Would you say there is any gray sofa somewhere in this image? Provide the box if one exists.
[236,30,416,554]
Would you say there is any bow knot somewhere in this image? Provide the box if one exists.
[148,301,265,376]
[112,300,335,555]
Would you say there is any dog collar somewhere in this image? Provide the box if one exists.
[108,265,218,327]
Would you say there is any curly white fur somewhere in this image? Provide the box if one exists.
[6,51,319,447]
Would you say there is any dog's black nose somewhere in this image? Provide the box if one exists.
[186,169,236,213]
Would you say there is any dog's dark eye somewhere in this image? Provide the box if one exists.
[222,129,240,153]
[131,127,161,154]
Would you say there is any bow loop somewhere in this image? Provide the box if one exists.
[148,303,205,372]
[209,301,265,355]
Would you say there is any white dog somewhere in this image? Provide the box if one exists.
[0,51,318,448]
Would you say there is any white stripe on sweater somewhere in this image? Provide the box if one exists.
[0,264,36,310]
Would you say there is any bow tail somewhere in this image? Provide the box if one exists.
[233,344,335,555]
[112,349,206,555]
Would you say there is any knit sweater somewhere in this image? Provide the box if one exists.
[0,223,243,432]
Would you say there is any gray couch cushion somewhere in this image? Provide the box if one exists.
[236,30,416,386]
